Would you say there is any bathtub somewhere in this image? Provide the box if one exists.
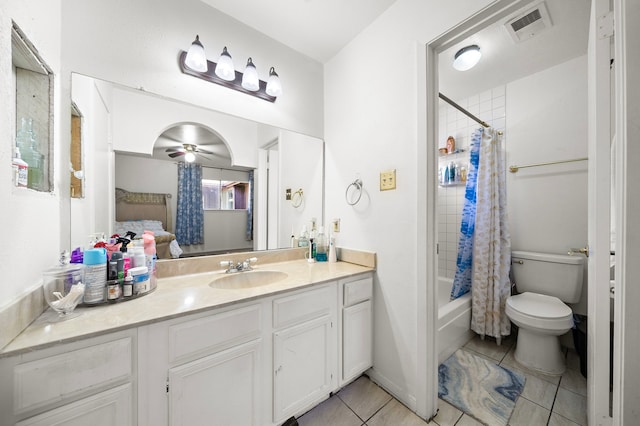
[437,277,474,363]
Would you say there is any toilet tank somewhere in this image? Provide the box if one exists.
[511,251,585,303]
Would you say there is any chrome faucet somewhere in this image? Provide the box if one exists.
[220,257,257,273]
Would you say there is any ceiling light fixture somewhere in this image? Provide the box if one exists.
[453,45,481,71]
[179,35,282,102]
[184,151,196,163]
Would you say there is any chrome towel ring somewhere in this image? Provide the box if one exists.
[291,189,304,208]
[345,179,363,206]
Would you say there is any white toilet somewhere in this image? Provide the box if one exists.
[506,250,585,375]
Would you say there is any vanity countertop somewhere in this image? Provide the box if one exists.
[0,259,373,358]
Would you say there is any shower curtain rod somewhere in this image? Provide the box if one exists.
[439,92,490,128]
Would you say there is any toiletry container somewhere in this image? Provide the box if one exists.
[315,227,327,261]
[329,237,337,263]
[12,147,28,187]
[143,231,157,292]
[129,266,150,295]
[83,248,108,304]
[298,226,309,247]
[42,258,85,315]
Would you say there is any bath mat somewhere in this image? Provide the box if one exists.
[438,349,525,426]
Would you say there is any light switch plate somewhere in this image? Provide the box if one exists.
[380,169,396,191]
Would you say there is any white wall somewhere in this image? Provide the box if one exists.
[506,55,588,253]
[0,0,62,313]
[278,131,324,247]
[324,0,492,410]
[61,0,324,138]
[110,86,260,168]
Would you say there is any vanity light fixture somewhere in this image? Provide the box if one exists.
[453,45,481,71]
[179,35,281,102]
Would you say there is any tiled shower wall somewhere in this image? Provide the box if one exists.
[437,86,507,279]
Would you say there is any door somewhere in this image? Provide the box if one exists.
[168,340,261,426]
[273,315,334,423]
[342,300,372,383]
[587,0,614,423]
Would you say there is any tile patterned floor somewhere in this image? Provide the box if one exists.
[296,334,587,426]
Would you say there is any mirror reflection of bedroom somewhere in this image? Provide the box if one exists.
[70,74,324,259]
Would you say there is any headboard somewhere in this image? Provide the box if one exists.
[115,188,173,232]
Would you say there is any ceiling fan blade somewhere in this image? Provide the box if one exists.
[165,147,186,153]
[168,152,185,158]
[195,147,214,154]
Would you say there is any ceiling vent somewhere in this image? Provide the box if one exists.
[505,2,553,43]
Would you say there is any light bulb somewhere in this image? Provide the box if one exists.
[241,58,260,91]
[184,35,207,73]
[184,152,196,163]
[266,67,282,97]
[214,46,235,81]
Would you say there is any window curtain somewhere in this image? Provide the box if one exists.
[450,128,482,299]
[175,163,204,245]
[246,170,254,241]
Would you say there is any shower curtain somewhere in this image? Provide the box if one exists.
[175,162,204,245]
[470,128,511,343]
[450,128,481,299]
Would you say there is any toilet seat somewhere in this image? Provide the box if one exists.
[506,292,573,333]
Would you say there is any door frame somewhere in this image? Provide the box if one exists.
[421,0,617,421]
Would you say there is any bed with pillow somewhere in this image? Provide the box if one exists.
[115,188,183,259]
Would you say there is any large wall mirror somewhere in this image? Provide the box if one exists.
[70,73,324,258]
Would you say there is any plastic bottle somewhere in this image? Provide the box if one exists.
[449,161,456,182]
[12,147,28,188]
[142,231,157,292]
[298,225,309,247]
[315,226,327,262]
[123,271,133,298]
[16,118,44,190]
[83,248,108,304]
[107,279,121,302]
[328,237,337,263]
[307,238,316,263]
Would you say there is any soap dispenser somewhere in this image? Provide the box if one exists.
[298,225,309,247]
[315,227,327,261]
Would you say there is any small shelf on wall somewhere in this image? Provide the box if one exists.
[438,181,466,188]
[438,148,466,157]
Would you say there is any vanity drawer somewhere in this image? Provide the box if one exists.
[168,304,261,364]
[273,285,333,329]
[13,336,132,414]
[343,276,373,307]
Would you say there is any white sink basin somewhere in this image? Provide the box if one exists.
[209,270,288,289]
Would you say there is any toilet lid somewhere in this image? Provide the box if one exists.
[507,292,572,319]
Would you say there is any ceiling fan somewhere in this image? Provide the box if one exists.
[165,143,214,162]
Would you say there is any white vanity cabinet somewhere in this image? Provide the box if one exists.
[0,329,136,426]
[272,283,338,423]
[138,303,263,426]
[340,275,373,386]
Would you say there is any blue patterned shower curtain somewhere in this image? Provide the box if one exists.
[175,163,204,245]
[450,128,482,299]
